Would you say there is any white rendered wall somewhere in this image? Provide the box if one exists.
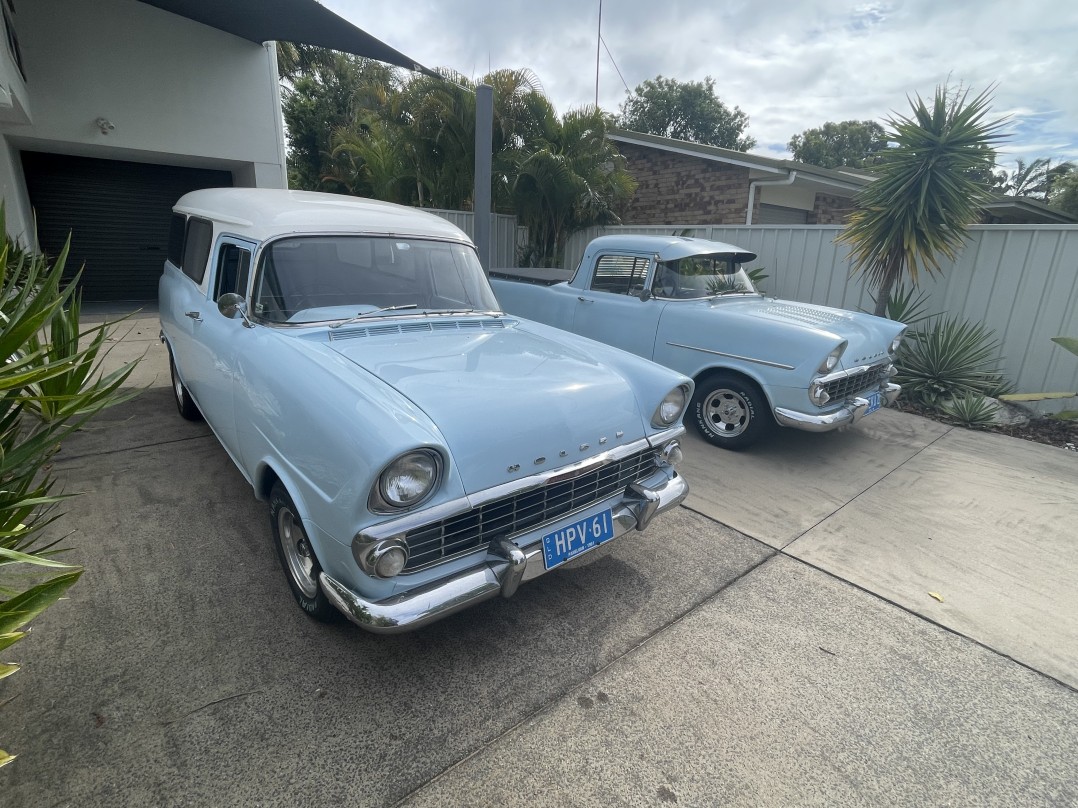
[0,0,287,239]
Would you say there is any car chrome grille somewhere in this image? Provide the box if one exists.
[823,363,890,401]
[402,448,657,571]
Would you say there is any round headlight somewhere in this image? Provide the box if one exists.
[891,333,904,354]
[373,545,408,578]
[818,342,847,374]
[653,386,688,427]
[379,451,440,508]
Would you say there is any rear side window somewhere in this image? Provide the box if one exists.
[181,218,213,283]
[167,214,186,267]
[591,254,650,295]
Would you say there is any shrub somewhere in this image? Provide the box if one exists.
[895,315,1009,407]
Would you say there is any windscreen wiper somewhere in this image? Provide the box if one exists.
[329,304,419,329]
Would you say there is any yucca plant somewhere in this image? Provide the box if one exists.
[839,85,1006,317]
[871,284,932,330]
[895,315,1009,407]
[938,393,998,429]
[0,211,140,767]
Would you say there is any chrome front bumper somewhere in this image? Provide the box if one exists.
[773,383,901,433]
[319,465,688,634]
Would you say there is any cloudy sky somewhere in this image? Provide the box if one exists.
[322,0,1076,172]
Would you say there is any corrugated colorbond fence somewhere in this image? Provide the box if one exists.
[566,224,1078,409]
[429,209,524,268]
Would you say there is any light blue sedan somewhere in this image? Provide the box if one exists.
[159,190,691,633]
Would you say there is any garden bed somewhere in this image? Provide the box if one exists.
[893,400,1078,452]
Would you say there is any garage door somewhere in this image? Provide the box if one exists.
[22,152,232,301]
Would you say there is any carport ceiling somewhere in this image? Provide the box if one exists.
[136,0,438,76]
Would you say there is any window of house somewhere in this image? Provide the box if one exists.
[181,218,213,284]
[590,254,650,295]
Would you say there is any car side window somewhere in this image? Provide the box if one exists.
[213,243,252,300]
[590,254,650,296]
[181,218,213,284]
[167,214,186,268]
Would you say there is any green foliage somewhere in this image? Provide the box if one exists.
[837,85,1006,316]
[938,394,998,429]
[1052,336,1078,356]
[1048,170,1078,218]
[616,75,755,150]
[872,284,932,328]
[746,266,768,292]
[0,212,140,766]
[787,120,888,169]
[895,315,1009,407]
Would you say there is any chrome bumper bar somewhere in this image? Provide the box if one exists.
[319,466,688,634]
[773,383,901,433]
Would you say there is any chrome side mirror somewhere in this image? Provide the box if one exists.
[217,293,254,328]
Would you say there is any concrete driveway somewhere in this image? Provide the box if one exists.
[3,308,1077,807]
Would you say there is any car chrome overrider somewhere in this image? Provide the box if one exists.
[325,463,688,633]
[666,342,796,371]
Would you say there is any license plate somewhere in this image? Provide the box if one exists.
[864,391,881,415]
[542,509,615,570]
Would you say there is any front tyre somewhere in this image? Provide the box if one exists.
[691,373,771,450]
[269,482,339,622]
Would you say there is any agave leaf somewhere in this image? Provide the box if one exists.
[0,546,77,567]
[0,662,20,680]
[1051,337,1078,357]
[0,631,25,653]
[0,748,15,768]
[999,392,1077,402]
[0,569,82,635]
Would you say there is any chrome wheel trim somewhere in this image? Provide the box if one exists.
[702,388,750,437]
[277,506,319,598]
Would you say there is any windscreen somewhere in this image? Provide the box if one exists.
[252,236,501,324]
[652,254,758,299]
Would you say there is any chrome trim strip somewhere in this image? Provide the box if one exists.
[814,361,893,386]
[666,342,796,371]
[323,467,689,634]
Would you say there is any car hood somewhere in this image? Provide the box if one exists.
[324,319,650,495]
[702,297,903,370]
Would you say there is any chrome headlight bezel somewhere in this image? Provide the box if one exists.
[890,329,906,355]
[817,341,848,374]
[652,384,690,428]
[369,449,443,513]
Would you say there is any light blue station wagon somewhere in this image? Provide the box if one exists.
[159,189,691,632]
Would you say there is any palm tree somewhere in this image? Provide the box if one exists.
[838,86,1006,317]
[1002,157,1050,198]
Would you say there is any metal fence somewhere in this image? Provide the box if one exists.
[566,224,1078,410]
[428,209,524,267]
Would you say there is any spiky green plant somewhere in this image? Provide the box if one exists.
[838,86,1006,316]
[872,284,932,329]
[0,213,140,767]
[938,394,998,429]
[895,315,1008,407]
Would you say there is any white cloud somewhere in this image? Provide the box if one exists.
[323,0,1078,168]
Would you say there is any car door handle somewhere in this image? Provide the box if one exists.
[576,297,594,304]
[185,311,203,322]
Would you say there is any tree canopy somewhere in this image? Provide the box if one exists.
[616,75,755,150]
[278,47,635,265]
[787,120,888,169]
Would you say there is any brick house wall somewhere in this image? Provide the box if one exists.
[616,142,857,225]
[616,143,754,225]
[809,192,857,224]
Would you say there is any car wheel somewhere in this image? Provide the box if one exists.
[269,481,339,622]
[169,350,202,421]
[691,373,771,450]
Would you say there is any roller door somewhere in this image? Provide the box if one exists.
[21,152,232,301]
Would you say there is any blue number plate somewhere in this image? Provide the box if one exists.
[864,391,881,416]
[542,509,615,570]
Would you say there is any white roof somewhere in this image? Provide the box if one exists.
[584,234,758,262]
[173,188,473,244]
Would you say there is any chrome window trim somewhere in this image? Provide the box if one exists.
[666,342,796,371]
